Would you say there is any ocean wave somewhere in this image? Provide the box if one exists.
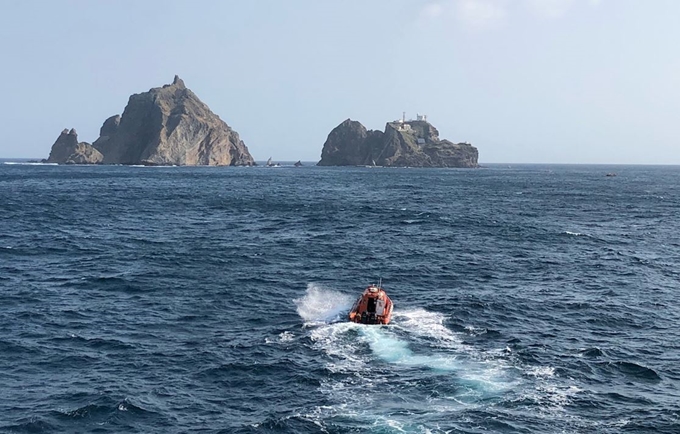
[54,397,159,423]
[1,417,57,433]
[49,334,135,352]
[600,361,661,381]
[578,347,605,358]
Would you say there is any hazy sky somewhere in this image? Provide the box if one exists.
[1,0,678,163]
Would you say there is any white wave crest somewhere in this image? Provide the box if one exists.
[3,161,58,165]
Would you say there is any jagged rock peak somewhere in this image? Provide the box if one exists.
[160,75,186,90]
[172,74,185,88]
[91,76,254,166]
[68,128,77,136]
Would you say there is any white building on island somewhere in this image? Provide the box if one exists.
[394,112,429,131]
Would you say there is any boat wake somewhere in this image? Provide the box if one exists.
[291,284,590,432]
[293,284,531,432]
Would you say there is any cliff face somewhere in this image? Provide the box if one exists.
[46,129,103,164]
[92,76,254,166]
[318,119,382,166]
[317,118,478,168]
[91,115,120,153]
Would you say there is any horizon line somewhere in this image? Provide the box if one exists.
[2,158,680,167]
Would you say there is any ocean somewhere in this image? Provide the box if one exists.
[1,162,679,433]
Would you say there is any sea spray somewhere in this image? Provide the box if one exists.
[294,283,354,325]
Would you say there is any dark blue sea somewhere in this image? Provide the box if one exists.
[1,161,679,433]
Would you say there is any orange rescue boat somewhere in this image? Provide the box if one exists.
[348,284,393,325]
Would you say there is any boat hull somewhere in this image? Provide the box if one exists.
[348,285,393,325]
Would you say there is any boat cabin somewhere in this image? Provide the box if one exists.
[348,285,394,325]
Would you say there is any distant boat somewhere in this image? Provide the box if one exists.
[294,160,302,167]
[606,173,617,177]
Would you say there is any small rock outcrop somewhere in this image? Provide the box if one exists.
[46,129,103,164]
[92,75,254,166]
[318,118,478,168]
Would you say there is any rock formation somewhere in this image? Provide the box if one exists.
[47,76,255,166]
[317,118,478,168]
[91,115,120,152]
[46,129,103,164]
[93,75,254,166]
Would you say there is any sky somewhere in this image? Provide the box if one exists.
[1,0,679,164]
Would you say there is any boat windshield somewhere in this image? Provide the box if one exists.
[366,297,377,313]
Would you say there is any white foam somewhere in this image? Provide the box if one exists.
[516,384,583,414]
[264,331,296,345]
[357,326,459,372]
[310,322,366,373]
[3,161,58,165]
[360,327,411,361]
[541,385,582,409]
[392,308,461,348]
[609,418,631,427]
[294,283,354,325]
[526,366,555,378]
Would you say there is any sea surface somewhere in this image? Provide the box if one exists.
[1,162,679,433]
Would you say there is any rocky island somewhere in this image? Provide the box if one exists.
[46,76,255,166]
[317,115,478,168]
